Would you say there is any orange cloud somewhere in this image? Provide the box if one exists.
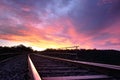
[0,16,94,50]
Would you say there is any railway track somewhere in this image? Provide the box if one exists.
[29,54,120,80]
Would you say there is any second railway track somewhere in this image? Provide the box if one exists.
[29,54,120,80]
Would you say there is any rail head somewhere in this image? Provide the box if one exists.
[28,55,42,80]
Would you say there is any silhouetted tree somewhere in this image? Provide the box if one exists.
[0,44,34,54]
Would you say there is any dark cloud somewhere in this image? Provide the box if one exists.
[68,0,120,35]
[0,24,28,36]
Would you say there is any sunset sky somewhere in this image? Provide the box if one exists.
[0,0,120,51]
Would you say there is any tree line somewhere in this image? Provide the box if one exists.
[0,44,33,54]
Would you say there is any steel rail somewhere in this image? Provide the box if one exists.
[28,55,42,80]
